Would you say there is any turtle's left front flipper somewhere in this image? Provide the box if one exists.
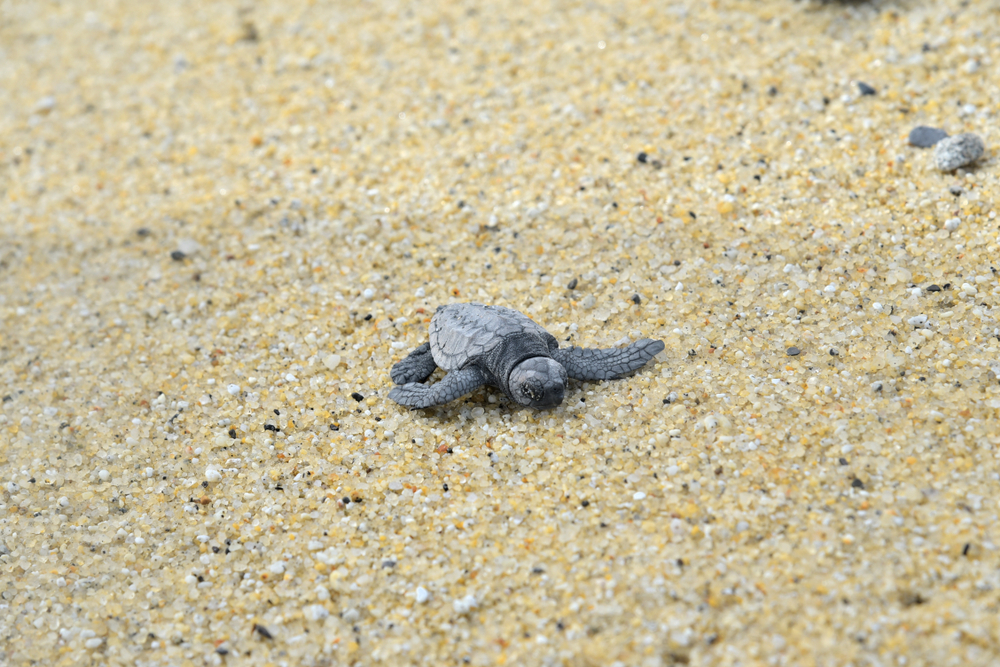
[388,367,487,409]
[390,342,437,385]
[552,339,664,381]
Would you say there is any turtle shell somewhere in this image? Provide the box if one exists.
[429,303,552,371]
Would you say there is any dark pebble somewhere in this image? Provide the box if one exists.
[949,185,963,196]
[851,478,865,489]
[908,125,948,148]
[926,284,942,292]
[857,81,876,96]
[170,250,186,261]
[786,346,801,356]
[253,624,274,640]
[567,278,578,290]
[829,348,838,356]
[631,294,641,305]
[228,428,237,438]
[342,496,351,504]
[636,152,648,164]
[136,228,151,237]
[382,560,397,568]
[351,392,365,402]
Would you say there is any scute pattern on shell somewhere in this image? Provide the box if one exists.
[429,303,551,371]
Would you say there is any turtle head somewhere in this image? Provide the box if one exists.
[509,357,567,408]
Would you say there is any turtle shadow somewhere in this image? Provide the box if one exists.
[396,379,625,416]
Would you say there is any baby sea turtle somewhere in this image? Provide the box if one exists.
[389,303,665,409]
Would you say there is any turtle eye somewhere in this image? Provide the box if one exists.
[521,378,542,401]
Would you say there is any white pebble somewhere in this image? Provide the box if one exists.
[34,96,56,113]
[415,586,430,603]
[58,496,69,507]
[269,562,286,575]
[453,594,478,614]
[944,218,961,232]
[177,238,201,255]
[303,604,329,621]
[5,482,18,493]
[415,287,425,297]
[823,284,837,294]
[872,302,883,312]
[227,384,240,395]
[98,470,110,482]
[284,373,297,382]
[632,491,647,500]
[205,468,222,483]
[196,535,210,543]
[907,314,928,328]
[390,341,407,349]
[84,638,104,649]
[323,354,342,370]
[314,585,331,601]
[962,283,977,295]
[363,288,375,299]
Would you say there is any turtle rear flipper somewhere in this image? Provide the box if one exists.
[388,367,487,409]
[552,339,664,381]
[390,342,437,385]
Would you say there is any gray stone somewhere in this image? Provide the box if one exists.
[908,126,947,148]
[934,133,985,171]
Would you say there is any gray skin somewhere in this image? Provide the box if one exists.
[388,303,665,409]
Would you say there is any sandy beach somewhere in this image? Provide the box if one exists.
[2,1,1000,664]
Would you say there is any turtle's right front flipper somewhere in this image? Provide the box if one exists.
[390,342,437,385]
[389,367,487,409]
[552,339,664,381]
